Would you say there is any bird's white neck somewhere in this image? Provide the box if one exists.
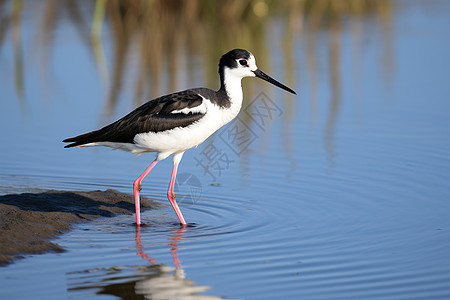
[223,67,243,100]
[216,68,244,126]
[220,67,244,119]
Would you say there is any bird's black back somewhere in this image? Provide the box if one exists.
[63,90,210,148]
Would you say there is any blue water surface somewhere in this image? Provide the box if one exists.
[1,1,450,299]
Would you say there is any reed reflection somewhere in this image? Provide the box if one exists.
[2,0,395,166]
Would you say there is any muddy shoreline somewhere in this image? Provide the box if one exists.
[0,189,158,265]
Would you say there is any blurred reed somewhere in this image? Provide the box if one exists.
[1,0,394,110]
[0,0,394,162]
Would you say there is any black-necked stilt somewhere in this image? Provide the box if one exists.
[63,49,296,226]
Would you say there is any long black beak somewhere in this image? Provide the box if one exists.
[253,69,296,95]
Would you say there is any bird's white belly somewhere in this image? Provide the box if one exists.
[134,122,212,155]
[134,101,239,158]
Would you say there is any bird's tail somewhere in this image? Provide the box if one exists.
[63,130,100,148]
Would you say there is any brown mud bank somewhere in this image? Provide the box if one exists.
[0,189,158,265]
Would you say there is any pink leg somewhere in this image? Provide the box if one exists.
[133,159,159,225]
[168,153,187,226]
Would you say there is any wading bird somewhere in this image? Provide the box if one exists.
[63,49,296,226]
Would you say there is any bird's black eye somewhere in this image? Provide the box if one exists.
[239,59,248,66]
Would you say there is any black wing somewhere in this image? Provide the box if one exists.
[63,90,206,148]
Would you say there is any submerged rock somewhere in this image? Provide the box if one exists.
[0,189,158,265]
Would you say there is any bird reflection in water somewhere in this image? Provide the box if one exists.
[133,225,222,299]
[135,225,185,270]
[68,226,223,299]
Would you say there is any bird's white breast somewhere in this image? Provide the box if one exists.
[133,94,242,159]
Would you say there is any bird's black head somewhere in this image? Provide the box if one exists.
[219,49,252,70]
[218,49,296,95]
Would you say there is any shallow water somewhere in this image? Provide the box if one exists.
[1,1,450,299]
